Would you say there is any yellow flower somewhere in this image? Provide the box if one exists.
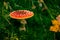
[50,25,59,32]
[52,20,59,25]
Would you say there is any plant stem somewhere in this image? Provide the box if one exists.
[40,0,55,19]
[54,33,56,40]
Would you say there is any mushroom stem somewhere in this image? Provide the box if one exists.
[20,19,27,31]
[20,19,27,24]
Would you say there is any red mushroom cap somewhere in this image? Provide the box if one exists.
[10,10,34,19]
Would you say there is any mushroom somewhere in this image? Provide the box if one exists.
[9,10,34,31]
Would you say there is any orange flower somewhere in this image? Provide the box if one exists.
[50,25,59,32]
[50,15,60,32]
[52,20,59,25]
[58,27,60,32]
[56,15,60,25]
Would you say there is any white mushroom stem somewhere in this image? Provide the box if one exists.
[20,19,27,31]
[20,19,27,24]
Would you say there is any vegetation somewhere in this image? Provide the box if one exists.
[0,0,60,40]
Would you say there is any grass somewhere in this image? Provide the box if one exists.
[0,0,60,40]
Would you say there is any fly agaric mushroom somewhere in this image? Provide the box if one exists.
[10,10,34,31]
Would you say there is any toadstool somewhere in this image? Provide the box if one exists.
[10,10,34,31]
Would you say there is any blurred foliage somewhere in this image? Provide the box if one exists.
[0,0,60,40]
